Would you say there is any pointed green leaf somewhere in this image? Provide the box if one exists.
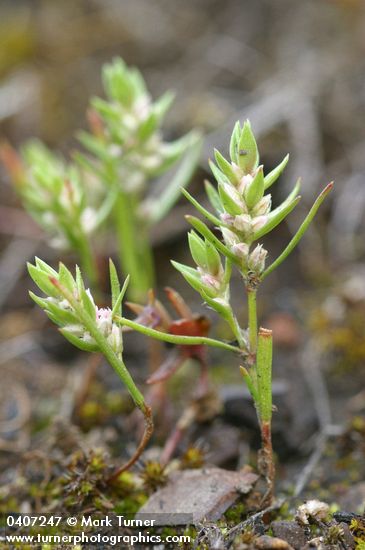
[60,328,99,352]
[27,263,59,297]
[240,366,259,403]
[181,188,223,227]
[59,263,75,292]
[137,111,157,142]
[253,196,301,240]
[245,166,265,209]
[214,149,239,183]
[28,291,49,311]
[171,261,203,294]
[153,90,175,122]
[218,182,242,215]
[34,257,58,277]
[262,182,334,279]
[205,240,221,276]
[204,180,223,214]
[75,265,85,295]
[237,120,259,173]
[112,275,130,317]
[209,160,230,184]
[146,131,202,224]
[264,154,289,190]
[45,301,78,326]
[80,289,96,319]
[199,290,230,318]
[109,259,120,310]
[77,131,110,162]
[229,121,241,164]
[188,231,207,269]
[186,215,238,263]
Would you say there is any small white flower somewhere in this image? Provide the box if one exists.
[81,207,98,234]
[252,215,268,232]
[221,227,240,247]
[142,154,162,171]
[107,324,123,353]
[133,96,152,122]
[231,242,250,260]
[200,272,222,292]
[238,173,253,194]
[252,195,271,216]
[248,245,268,273]
[233,214,252,233]
[96,307,113,336]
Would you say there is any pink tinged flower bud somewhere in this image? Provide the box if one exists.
[238,174,253,194]
[252,194,272,216]
[252,215,268,232]
[222,187,249,214]
[233,214,252,233]
[108,324,123,353]
[220,212,235,226]
[248,245,268,273]
[231,242,250,260]
[200,273,222,292]
[221,227,240,246]
[96,307,113,336]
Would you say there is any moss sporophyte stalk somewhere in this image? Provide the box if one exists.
[27,115,332,503]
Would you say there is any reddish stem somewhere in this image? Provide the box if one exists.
[108,405,154,483]
[258,420,275,506]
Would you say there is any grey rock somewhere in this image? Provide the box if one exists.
[271,520,307,549]
[137,466,258,525]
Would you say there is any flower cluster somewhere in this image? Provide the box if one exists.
[1,57,201,297]
[1,141,107,250]
[28,258,124,354]
[207,120,297,276]
[78,57,197,195]
[172,119,304,316]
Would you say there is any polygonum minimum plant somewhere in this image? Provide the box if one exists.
[27,257,154,480]
[1,58,202,300]
[27,119,333,505]
[115,120,333,504]
[28,258,237,480]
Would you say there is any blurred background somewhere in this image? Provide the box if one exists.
[1,0,365,504]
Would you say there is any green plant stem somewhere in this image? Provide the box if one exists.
[256,328,273,423]
[51,277,154,475]
[76,231,99,290]
[114,191,152,301]
[223,259,247,351]
[255,328,274,505]
[137,212,155,290]
[226,308,247,350]
[240,366,259,402]
[247,288,258,353]
[115,316,242,354]
[258,420,275,506]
